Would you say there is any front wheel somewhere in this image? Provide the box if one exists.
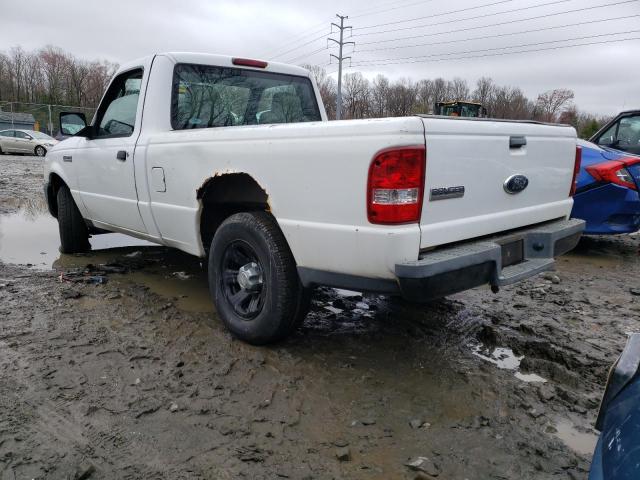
[208,211,303,345]
[34,145,46,157]
[57,185,90,253]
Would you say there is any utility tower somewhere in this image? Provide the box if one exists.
[328,14,354,120]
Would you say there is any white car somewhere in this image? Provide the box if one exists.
[0,129,58,156]
[43,52,585,344]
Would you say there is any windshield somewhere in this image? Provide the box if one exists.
[28,131,54,140]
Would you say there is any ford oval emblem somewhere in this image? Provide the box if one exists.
[503,174,529,194]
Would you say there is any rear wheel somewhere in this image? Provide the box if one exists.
[56,185,90,253]
[208,211,303,345]
[34,145,46,157]
[294,286,313,328]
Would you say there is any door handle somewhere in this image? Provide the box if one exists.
[509,136,527,149]
[116,150,128,161]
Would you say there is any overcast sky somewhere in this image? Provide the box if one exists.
[1,0,638,115]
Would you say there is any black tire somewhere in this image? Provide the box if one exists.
[34,145,46,157]
[208,211,303,345]
[56,185,90,254]
[293,286,313,328]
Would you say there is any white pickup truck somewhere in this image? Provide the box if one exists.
[44,52,585,344]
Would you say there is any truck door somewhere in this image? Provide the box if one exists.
[74,67,148,233]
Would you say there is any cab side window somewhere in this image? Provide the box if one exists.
[597,123,617,146]
[617,116,640,151]
[95,69,143,138]
[15,131,31,140]
[597,115,640,154]
[0,131,14,137]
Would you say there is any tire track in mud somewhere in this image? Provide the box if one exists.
[3,154,636,478]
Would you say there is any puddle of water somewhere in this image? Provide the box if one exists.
[514,372,547,383]
[0,209,155,270]
[324,305,344,315]
[0,207,216,313]
[334,288,362,298]
[568,236,640,269]
[553,420,598,456]
[472,345,522,370]
[471,344,548,383]
[126,269,212,313]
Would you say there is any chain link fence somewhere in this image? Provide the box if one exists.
[0,101,96,137]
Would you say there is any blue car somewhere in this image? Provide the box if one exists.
[589,334,640,480]
[571,139,640,234]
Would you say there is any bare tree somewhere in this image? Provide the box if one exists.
[415,79,434,114]
[302,64,337,119]
[431,78,448,105]
[0,52,8,101]
[84,61,118,108]
[23,54,43,103]
[448,77,470,101]
[487,86,531,119]
[8,46,26,102]
[39,45,70,104]
[0,44,117,109]
[473,77,494,107]
[342,72,370,119]
[387,78,416,117]
[66,59,90,106]
[371,74,390,117]
[535,88,575,122]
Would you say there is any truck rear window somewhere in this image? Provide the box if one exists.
[171,63,321,130]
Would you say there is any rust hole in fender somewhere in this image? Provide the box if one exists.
[196,172,270,252]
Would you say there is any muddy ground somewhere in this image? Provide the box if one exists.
[0,154,638,480]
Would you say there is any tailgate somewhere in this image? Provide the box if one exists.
[419,116,577,249]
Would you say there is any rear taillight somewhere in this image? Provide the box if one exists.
[367,146,426,224]
[586,156,640,191]
[570,146,582,196]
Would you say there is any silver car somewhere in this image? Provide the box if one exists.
[0,129,58,157]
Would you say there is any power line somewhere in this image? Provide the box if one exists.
[284,46,331,64]
[354,0,518,30]
[345,36,640,68]
[351,0,635,37]
[259,0,419,59]
[354,14,640,53]
[350,0,436,19]
[266,0,436,60]
[260,18,333,59]
[268,31,330,61]
[353,29,640,64]
[356,0,639,45]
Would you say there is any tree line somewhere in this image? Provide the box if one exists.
[0,45,608,140]
[306,64,609,139]
[0,45,117,109]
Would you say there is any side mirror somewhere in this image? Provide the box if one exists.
[59,112,87,137]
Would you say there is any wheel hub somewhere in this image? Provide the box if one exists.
[237,262,263,292]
